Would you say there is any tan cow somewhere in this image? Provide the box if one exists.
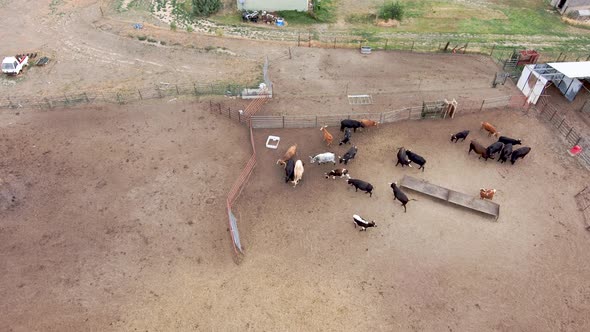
[360,119,379,129]
[320,126,333,146]
[479,188,496,200]
[276,144,297,167]
[481,122,500,138]
[291,160,304,187]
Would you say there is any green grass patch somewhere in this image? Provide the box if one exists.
[459,6,568,35]
[310,0,336,22]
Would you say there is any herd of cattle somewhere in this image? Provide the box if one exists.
[275,119,532,231]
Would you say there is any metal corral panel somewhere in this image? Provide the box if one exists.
[382,109,408,123]
[317,115,348,127]
[482,95,511,109]
[238,0,308,11]
[284,115,316,128]
[251,116,283,129]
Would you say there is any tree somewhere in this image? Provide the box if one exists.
[378,1,404,21]
[192,0,221,17]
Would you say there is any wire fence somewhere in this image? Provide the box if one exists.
[0,56,273,110]
[291,32,590,65]
[536,96,590,169]
[248,95,526,129]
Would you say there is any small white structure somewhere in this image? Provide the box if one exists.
[517,61,590,104]
[238,0,309,11]
[265,135,280,149]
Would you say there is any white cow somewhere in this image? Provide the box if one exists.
[291,160,304,187]
[309,152,336,165]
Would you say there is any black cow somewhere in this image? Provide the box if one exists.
[451,130,470,143]
[284,159,295,183]
[339,128,352,145]
[339,146,358,165]
[498,143,513,163]
[498,136,522,146]
[353,214,376,231]
[511,147,531,165]
[340,119,363,132]
[396,147,413,168]
[485,142,504,159]
[406,149,426,172]
[347,179,373,197]
[389,182,411,213]
[325,168,350,179]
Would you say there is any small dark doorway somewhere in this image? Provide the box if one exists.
[558,0,567,9]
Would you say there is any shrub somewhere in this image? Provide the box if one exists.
[170,21,177,31]
[138,35,147,41]
[147,38,157,43]
[378,1,404,21]
[160,41,167,45]
[191,0,221,17]
[186,26,194,32]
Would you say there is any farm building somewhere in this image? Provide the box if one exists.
[551,0,590,14]
[237,0,309,11]
[517,61,590,103]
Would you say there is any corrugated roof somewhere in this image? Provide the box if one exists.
[548,62,590,78]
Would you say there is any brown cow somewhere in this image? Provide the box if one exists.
[320,126,333,146]
[360,119,379,129]
[481,122,500,138]
[468,140,491,160]
[276,144,297,167]
[480,188,496,200]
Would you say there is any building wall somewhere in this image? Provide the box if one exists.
[551,0,590,14]
[237,0,309,12]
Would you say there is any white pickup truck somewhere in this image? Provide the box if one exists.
[2,55,28,75]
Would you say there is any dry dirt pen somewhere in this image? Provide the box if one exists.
[231,109,590,331]
[264,48,515,116]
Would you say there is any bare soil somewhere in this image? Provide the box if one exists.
[1,1,589,331]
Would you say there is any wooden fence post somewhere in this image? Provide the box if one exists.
[282,116,285,128]
[315,116,318,127]
[308,31,311,47]
[385,39,388,50]
[298,33,301,47]
[84,93,89,103]
[480,100,485,111]
[64,94,70,104]
[157,86,162,98]
[411,41,415,52]
[138,89,143,100]
[176,84,180,95]
[463,43,468,54]
[490,45,495,56]
[333,38,336,49]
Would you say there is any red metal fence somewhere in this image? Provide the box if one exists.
[222,96,268,261]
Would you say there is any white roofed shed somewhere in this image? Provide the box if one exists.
[517,61,590,104]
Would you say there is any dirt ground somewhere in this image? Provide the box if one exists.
[265,48,513,115]
[237,109,590,331]
[2,99,589,331]
[1,0,590,331]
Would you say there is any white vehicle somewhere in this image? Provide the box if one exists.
[2,55,28,75]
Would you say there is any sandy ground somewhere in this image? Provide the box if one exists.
[2,100,589,331]
[237,109,590,331]
[265,48,514,115]
[1,0,589,331]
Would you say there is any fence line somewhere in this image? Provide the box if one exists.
[249,95,525,129]
[222,92,270,262]
[536,97,590,169]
